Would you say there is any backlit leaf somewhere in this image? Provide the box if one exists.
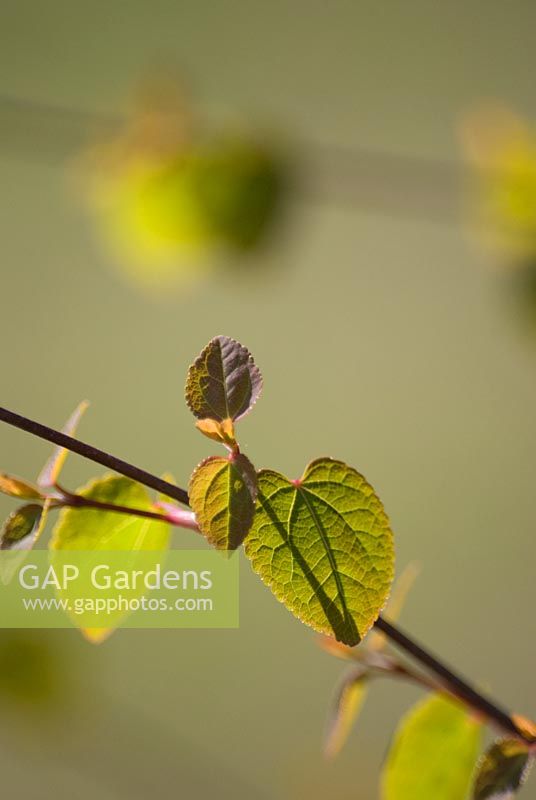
[0,473,43,501]
[473,739,533,799]
[37,400,89,488]
[0,500,51,584]
[381,693,483,800]
[324,665,369,759]
[195,417,237,448]
[185,336,262,423]
[1,504,44,551]
[189,454,257,550]
[50,474,170,642]
[512,714,536,743]
[244,458,395,646]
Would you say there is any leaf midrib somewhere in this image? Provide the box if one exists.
[298,485,351,623]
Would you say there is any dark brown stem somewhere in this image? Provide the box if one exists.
[0,406,189,506]
[0,404,533,744]
[374,615,533,743]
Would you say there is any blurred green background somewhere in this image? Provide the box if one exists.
[1,2,536,797]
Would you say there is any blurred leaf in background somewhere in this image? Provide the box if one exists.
[461,105,536,330]
[381,693,483,800]
[461,105,536,259]
[80,77,288,289]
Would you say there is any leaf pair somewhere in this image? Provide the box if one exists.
[185,336,261,551]
[186,336,395,648]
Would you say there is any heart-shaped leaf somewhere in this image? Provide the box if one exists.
[473,739,533,799]
[381,693,483,800]
[189,454,257,550]
[51,474,170,643]
[244,458,395,645]
[185,336,262,424]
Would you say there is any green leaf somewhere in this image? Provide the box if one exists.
[0,501,51,584]
[1,504,45,551]
[185,336,262,424]
[324,665,369,759]
[37,400,89,488]
[473,739,533,799]
[50,475,170,643]
[0,473,43,501]
[244,457,395,646]
[381,693,483,800]
[189,454,257,550]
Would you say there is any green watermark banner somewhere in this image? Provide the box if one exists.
[0,550,238,630]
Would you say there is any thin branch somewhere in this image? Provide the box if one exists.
[54,484,198,529]
[0,404,533,744]
[375,615,533,743]
[0,406,189,506]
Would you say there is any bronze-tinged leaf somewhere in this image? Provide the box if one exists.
[37,400,89,488]
[244,458,395,646]
[195,417,237,448]
[189,454,257,550]
[324,665,369,759]
[185,336,262,423]
[512,714,536,743]
[0,473,43,501]
[473,739,534,799]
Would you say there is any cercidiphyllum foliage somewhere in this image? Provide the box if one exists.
[243,458,395,646]
[1,504,45,552]
[4,335,532,800]
[188,454,257,551]
[51,474,170,644]
[381,693,483,800]
[185,335,262,427]
[473,739,534,800]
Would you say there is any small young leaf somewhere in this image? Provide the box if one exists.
[1,504,44,551]
[473,739,533,799]
[51,475,170,643]
[0,500,51,584]
[195,417,237,448]
[324,665,369,759]
[512,714,536,743]
[38,400,89,488]
[185,336,262,423]
[189,454,257,550]
[244,458,395,646]
[0,473,43,501]
[381,693,483,800]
